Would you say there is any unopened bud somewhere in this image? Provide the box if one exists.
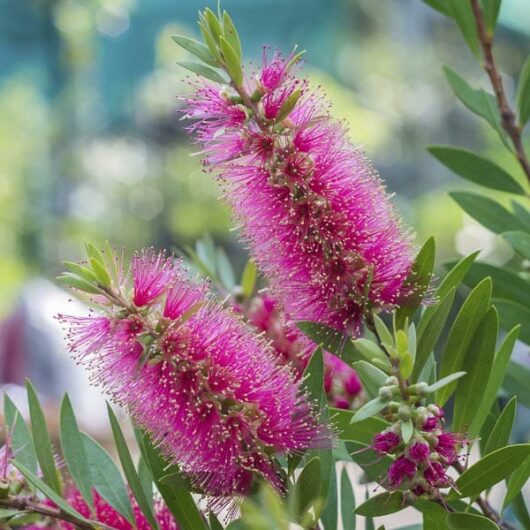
[398,404,411,421]
[409,382,429,397]
[378,386,394,401]
[0,480,9,499]
[385,376,398,386]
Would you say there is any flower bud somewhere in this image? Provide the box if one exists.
[379,386,394,401]
[0,480,9,499]
[398,404,411,421]
[385,376,398,386]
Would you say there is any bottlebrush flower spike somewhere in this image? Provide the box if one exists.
[181,47,415,334]
[59,247,328,502]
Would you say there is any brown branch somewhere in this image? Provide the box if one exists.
[470,0,530,184]
[0,496,97,530]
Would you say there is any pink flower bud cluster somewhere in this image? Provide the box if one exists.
[59,249,328,501]
[183,50,415,335]
[56,489,179,530]
[235,293,363,410]
[372,405,464,497]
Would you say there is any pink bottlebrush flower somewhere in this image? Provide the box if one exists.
[372,431,401,455]
[132,248,177,307]
[57,489,179,530]
[244,293,362,408]
[182,51,415,334]
[61,251,328,500]
[435,432,459,463]
[407,442,430,463]
[424,461,451,488]
[387,456,416,487]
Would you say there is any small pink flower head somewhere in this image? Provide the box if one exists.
[59,488,179,530]
[344,371,362,397]
[388,456,416,487]
[435,432,459,463]
[183,50,415,335]
[132,248,176,307]
[334,397,350,410]
[61,249,328,499]
[373,431,401,455]
[424,461,451,488]
[407,441,430,463]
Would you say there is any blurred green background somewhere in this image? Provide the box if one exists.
[1,0,530,316]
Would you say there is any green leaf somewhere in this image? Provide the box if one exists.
[3,394,38,473]
[504,360,530,407]
[355,492,404,517]
[443,66,508,146]
[517,55,530,127]
[222,11,242,61]
[413,288,456,380]
[512,200,530,230]
[209,513,224,530]
[373,314,394,349]
[276,89,302,122]
[455,444,530,497]
[297,321,357,365]
[352,339,390,368]
[138,433,207,530]
[204,8,222,42]
[107,404,159,530]
[450,191,525,234]
[494,299,530,345]
[330,409,387,444]
[421,0,452,17]
[480,0,502,33]
[502,231,530,259]
[137,454,153,510]
[437,277,492,406]
[453,307,498,432]
[219,36,242,86]
[340,468,356,530]
[320,464,338,530]
[351,398,387,424]
[484,396,517,454]
[401,419,413,444]
[302,347,324,406]
[12,463,90,525]
[171,35,216,65]
[426,371,467,393]
[177,62,226,84]
[446,260,529,310]
[428,146,526,194]
[447,0,480,57]
[90,257,111,288]
[292,457,321,519]
[446,512,499,529]
[59,395,93,508]
[63,261,98,283]
[469,325,520,437]
[352,361,387,400]
[395,237,435,329]
[511,492,530,528]
[81,432,135,524]
[57,273,103,294]
[25,380,61,494]
[216,247,235,289]
[504,456,530,509]
[241,260,257,298]
[346,441,393,482]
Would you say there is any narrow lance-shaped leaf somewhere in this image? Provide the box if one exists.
[455,444,530,497]
[426,371,466,394]
[297,321,357,364]
[502,231,530,260]
[351,398,387,424]
[3,394,38,473]
[436,277,491,406]
[352,361,387,400]
[25,380,61,494]
[341,468,356,530]
[484,396,517,455]
[481,0,502,33]
[106,404,159,530]
[320,463,338,530]
[291,457,321,519]
[428,146,526,195]
[453,307,498,433]
[177,62,226,84]
[241,260,257,299]
[81,433,135,524]
[355,492,405,517]
[222,11,242,61]
[517,55,530,127]
[447,0,480,57]
[494,299,530,345]
[59,394,93,508]
[469,325,520,438]
[450,191,525,235]
[171,35,216,66]
[503,454,530,509]
[446,512,499,530]
[219,36,243,86]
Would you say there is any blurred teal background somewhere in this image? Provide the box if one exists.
[1,0,530,316]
